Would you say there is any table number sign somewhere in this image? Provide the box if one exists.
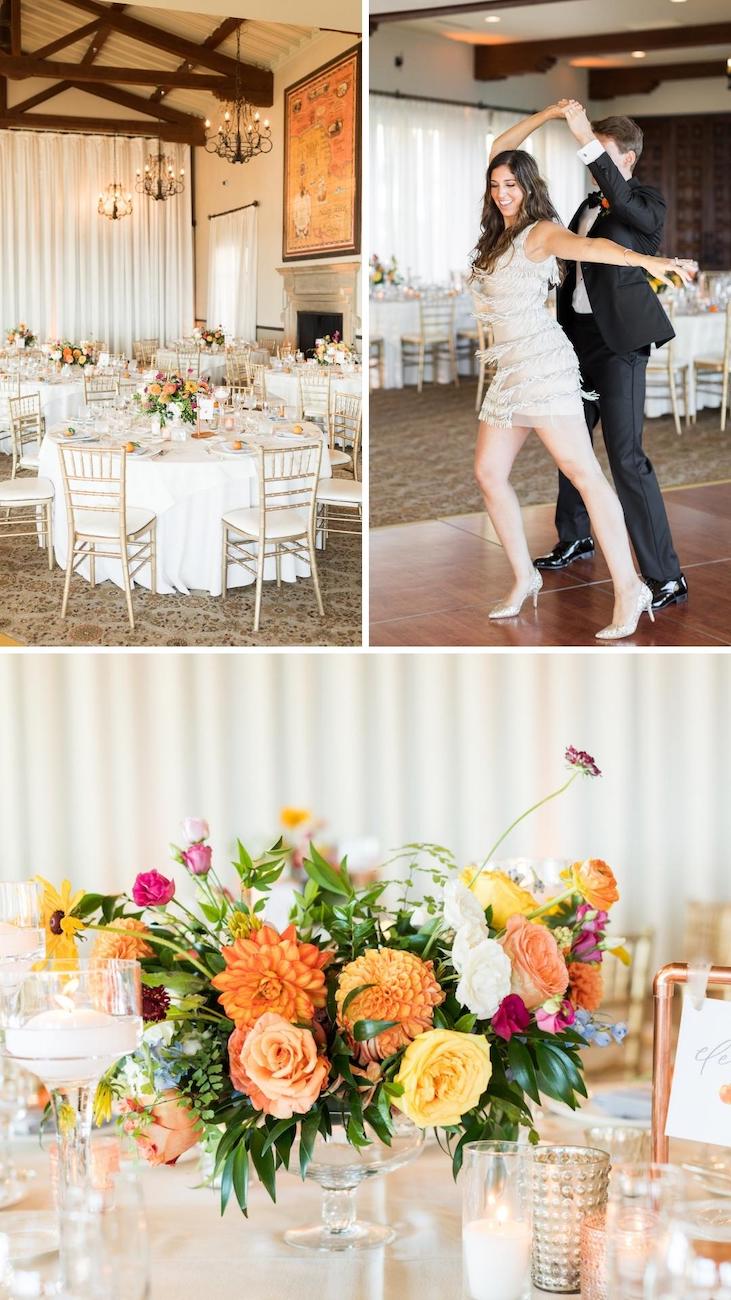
[98,352,110,368]
[198,397,214,423]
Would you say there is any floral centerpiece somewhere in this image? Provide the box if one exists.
[6,323,36,348]
[37,748,626,1220]
[370,254,403,288]
[193,326,225,350]
[313,332,354,366]
[49,340,97,368]
[648,271,684,295]
[134,372,212,426]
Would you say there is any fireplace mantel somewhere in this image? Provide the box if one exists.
[277,262,361,346]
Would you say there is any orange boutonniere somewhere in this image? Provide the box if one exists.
[600,196,610,211]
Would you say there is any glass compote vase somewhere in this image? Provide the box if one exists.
[284,1106,424,1253]
[4,959,142,1203]
[0,880,45,1204]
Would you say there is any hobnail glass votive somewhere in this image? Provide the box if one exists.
[531,1145,610,1293]
[580,1162,690,1300]
[462,1141,533,1300]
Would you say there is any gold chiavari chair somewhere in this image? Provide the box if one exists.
[299,371,331,436]
[8,393,44,479]
[252,364,268,405]
[59,445,157,631]
[83,374,120,407]
[220,440,324,633]
[645,303,689,435]
[227,354,252,388]
[400,296,459,393]
[329,392,362,480]
[0,373,21,454]
[693,301,731,432]
[0,471,54,569]
[598,931,654,1078]
[133,339,159,368]
[177,349,202,379]
[315,476,362,549]
[369,337,385,389]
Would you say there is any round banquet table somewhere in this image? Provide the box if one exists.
[369,293,476,389]
[38,421,331,597]
[4,1107,713,1299]
[156,350,228,385]
[265,369,363,413]
[646,310,727,419]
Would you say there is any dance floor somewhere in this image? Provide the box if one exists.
[369,482,731,647]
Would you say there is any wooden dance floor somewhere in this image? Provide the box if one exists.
[369,482,731,647]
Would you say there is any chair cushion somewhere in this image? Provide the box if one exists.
[316,479,363,505]
[329,449,351,468]
[223,506,309,540]
[74,507,155,538]
[20,453,40,470]
[0,476,54,503]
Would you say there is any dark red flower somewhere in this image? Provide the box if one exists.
[492,994,531,1041]
[142,985,171,1023]
[565,746,602,778]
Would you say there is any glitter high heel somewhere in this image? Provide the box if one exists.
[595,582,655,641]
[489,569,543,620]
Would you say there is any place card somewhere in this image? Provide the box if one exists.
[98,352,110,368]
[198,397,214,422]
[665,995,731,1147]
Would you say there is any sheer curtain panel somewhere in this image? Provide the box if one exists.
[0,130,194,355]
[206,205,258,341]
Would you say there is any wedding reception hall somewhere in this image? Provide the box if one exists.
[0,0,363,647]
[369,0,731,648]
[1,649,729,1297]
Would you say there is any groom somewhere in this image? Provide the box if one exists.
[534,107,688,611]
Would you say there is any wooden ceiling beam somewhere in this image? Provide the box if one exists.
[475,22,731,79]
[9,0,20,55]
[33,20,102,59]
[11,79,72,111]
[0,110,205,143]
[79,2,125,66]
[590,59,727,99]
[0,55,236,89]
[373,0,578,23]
[149,15,242,106]
[70,78,200,125]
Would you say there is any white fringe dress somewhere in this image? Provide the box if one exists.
[473,221,592,431]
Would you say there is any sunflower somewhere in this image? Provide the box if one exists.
[33,876,85,962]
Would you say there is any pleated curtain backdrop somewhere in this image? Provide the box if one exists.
[1,653,728,962]
[206,205,258,341]
[369,94,587,284]
[0,130,194,355]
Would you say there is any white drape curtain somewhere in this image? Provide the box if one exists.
[1,653,728,963]
[370,94,587,284]
[206,205,258,340]
[0,130,194,355]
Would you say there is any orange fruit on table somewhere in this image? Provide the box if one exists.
[124,441,135,453]
[292,423,303,433]
[233,439,242,450]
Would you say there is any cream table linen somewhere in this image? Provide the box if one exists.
[646,311,727,419]
[264,369,362,414]
[369,294,475,389]
[38,422,330,597]
[156,350,228,385]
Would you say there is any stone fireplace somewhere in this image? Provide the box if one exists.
[277,262,360,347]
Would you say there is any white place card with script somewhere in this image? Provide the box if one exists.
[665,995,731,1146]
[98,353,110,368]
[198,397,214,422]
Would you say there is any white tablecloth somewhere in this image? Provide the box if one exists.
[27,379,85,424]
[265,370,362,414]
[156,350,228,385]
[646,311,727,419]
[369,293,476,388]
[38,422,331,597]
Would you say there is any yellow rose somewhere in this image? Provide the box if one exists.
[461,867,537,931]
[394,1029,491,1128]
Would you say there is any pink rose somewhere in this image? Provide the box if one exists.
[227,1012,330,1119]
[499,915,569,1011]
[120,1091,201,1166]
[132,870,175,908]
[491,993,531,1041]
[181,843,212,876]
[183,817,209,844]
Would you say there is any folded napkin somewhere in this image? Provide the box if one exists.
[593,1086,652,1122]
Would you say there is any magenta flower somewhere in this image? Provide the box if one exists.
[536,999,576,1035]
[132,870,175,908]
[181,843,212,877]
[565,746,601,778]
[492,994,531,1041]
[183,817,209,844]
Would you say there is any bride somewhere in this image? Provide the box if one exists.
[472,100,694,640]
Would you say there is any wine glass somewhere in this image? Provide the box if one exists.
[0,883,44,1211]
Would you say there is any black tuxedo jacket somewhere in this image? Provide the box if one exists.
[556,149,675,355]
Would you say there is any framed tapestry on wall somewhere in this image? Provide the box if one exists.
[282,44,361,262]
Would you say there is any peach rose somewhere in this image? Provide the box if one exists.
[564,859,619,911]
[499,914,569,1010]
[120,1090,201,1166]
[228,1011,329,1119]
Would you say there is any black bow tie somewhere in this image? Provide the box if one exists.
[586,191,603,208]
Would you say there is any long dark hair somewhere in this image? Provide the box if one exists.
[471,149,562,276]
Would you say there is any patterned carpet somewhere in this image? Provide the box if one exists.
[370,385,729,528]
[0,461,361,647]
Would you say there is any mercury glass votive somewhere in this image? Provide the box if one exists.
[531,1145,610,1293]
[583,1125,651,1164]
[462,1142,533,1300]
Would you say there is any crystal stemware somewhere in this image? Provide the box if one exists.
[0,882,45,1203]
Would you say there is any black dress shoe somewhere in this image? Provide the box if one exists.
[644,573,689,611]
[534,537,595,570]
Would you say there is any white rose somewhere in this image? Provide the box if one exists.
[143,1021,176,1047]
[452,921,489,975]
[456,938,512,1019]
[443,877,485,932]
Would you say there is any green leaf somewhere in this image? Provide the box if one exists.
[303,854,351,898]
[220,1149,235,1215]
[352,1018,398,1042]
[535,1044,578,1107]
[340,983,376,1020]
[364,1103,393,1146]
[507,1039,540,1105]
[249,1127,277,1203]
[232,1142,249,1215]
[453,1013,477,1034]
[261,1118,296,1157]
[298,1107,321,1179]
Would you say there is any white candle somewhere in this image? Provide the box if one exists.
[463,1218,531,1300]
[0,922,42,959]
[5,1007,141,1084]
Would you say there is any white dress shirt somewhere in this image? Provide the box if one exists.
[572,139,606,314]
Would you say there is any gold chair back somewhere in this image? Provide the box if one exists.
[331,392,362,480]
[8,392,43,477]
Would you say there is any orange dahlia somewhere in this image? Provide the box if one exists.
[92,918,154,961]
[212,924,329,1030]
[336,947,445,1063]
[568,962,603,1012]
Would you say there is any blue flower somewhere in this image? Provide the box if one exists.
[593,1031,612,1047]
[611,1023,628,1043]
